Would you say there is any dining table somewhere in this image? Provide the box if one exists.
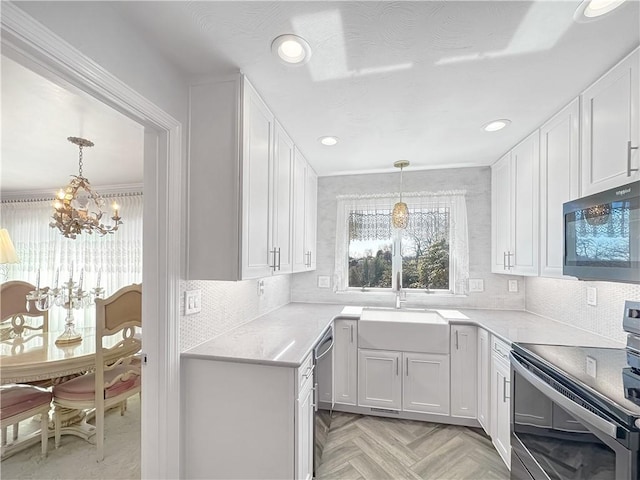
[0,326,141,446]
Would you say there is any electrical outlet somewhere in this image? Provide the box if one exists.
[257,279,265,297]
[586,356,597,378]
[317,275,331,288]
[508,280,518,293]
[468,279,484,292]
[184,289,201,315]
[587,286,597,306]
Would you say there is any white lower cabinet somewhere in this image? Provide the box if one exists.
[295,378,314,480]
[334,319,358,406]
[403,352,450,415]
[490,337,511,469]
[358,349,402,410]
[477,328,491,434]
[450,325,477,418]
[357,349,449,415]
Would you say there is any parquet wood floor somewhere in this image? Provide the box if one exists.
[316,412,510,480]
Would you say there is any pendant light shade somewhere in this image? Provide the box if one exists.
[392,160,410,229]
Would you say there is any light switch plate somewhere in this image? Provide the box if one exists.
[587,287,597,306]
[508,280,518,293]
[468,278,484,292]
[318,275,331,288]
[184,289,202,315]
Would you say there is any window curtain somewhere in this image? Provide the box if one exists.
[1,193,143,331]
[334,191,469,294]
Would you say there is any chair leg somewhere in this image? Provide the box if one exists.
[96,404,104,462]
[54,408,61,449]
[12,422,19,441]
[40,411,48,457]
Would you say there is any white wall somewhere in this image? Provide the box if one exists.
[291,166,526,310]
[526,277,640,343]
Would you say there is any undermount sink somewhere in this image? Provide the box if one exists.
[358,308,450,354]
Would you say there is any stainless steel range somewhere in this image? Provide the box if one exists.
[510,301,640,480]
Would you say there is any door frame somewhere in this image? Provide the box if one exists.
[1,4,182,478]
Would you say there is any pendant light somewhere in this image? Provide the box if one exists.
[392,160,410,229]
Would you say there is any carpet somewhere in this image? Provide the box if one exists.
[1,395,140,480]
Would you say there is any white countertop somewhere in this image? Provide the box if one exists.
[182,303,623,368]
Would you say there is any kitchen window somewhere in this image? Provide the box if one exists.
[334,191,469,295]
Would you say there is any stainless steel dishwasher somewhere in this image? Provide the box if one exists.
[314,324,334,473]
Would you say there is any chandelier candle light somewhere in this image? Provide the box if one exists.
[392,160,410,229]
[50,137,123,239]
[26,265,105,345]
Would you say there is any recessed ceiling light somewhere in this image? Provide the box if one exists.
[319,136,338,146]
[574,0,626,21]
[482,119,511,132]
[271,34,311,65]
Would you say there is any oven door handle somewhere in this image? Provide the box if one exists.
[511,353,618,439]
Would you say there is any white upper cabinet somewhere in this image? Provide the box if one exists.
[539,98,580,278]
[292,148,318,273]
[491,131,540,276]
[581,48,639,196]
[188,74,315,280]
[271,122,295,274]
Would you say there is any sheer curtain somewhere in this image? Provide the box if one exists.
[334,190,469,294]
[1,193,143,331]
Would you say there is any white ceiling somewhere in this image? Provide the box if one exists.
[2,1,639,190]
[116,0,640,176]
[1,55,144,194]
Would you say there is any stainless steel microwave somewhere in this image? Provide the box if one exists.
[563,181,640,284]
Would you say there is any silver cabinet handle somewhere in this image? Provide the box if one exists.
[276,247,281,271]
[503,377,510,402]
[313,383,318,412]
[350,324,353,343]
[406,357,409,376]
[628,141,639,176]
[396,357,399,376]
[302,364,314,379]
[455,330,459,350]
[503,252,508,271]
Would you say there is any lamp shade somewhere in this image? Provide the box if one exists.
[0,229,19,264]
[392,202,409,229]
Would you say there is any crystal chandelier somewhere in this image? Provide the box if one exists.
[392,160,410,229]
[50,137,122,239]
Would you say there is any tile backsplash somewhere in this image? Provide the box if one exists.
[180,275,291,351]
[526,276,640,344]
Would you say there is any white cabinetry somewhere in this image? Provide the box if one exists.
[358,349,402,410]
[539,99,580,278]
[271,122,294,274]
[491,131,540,275]
[357,349,449,415]
[450,325,477,419]
[490,336,511,469]
[334,319,357,406]
[295,355,315,480]
[292,148,318,272]
[403,352,450,415]
[188,75,317,280]
[581,48,639,196]
[477,328,490,434]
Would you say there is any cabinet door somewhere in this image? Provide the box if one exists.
[334,319,357,406]
[403,352,450,415]
[582,48,639,195]
[357,349,401,410]
[477,329,490,435]
[242,80,274,279]
[540,98,580,278]
[511,130,540,276]
[304,165,318,270]
[272,122,294,274]
[295,380,314,480]
[292,148,307,273]
[450,325,477,418]
[491,153,512,273]
[491,355,511,469]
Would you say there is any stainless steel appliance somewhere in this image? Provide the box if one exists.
[313,324,334,473]
[563,181,640,283]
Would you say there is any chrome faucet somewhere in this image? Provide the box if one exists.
[394,272,405,309]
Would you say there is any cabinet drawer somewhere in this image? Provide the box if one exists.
[491,336,511,364]
[297,353,314,391]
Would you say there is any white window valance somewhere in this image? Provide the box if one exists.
[334,191,469,294]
